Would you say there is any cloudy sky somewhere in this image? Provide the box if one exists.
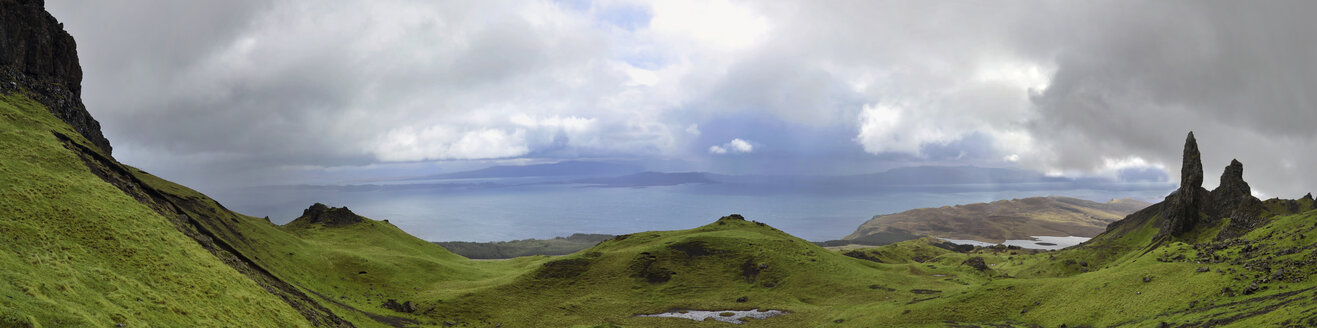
[46,0,1317,198]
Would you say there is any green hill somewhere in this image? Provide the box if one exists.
[0,91,314,327]
[845,196,1150,244]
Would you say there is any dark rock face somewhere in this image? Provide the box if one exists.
[1210,159,1264,240]
[1158,132,1211,239]
[1103,132,1266,241]
[1180,132,1204,190]
[1211,159,1260,211]
[0,0,112,154]
[292,203,366,227]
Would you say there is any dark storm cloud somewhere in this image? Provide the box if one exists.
[41,0,1317,197]
[1020,1,1317,196]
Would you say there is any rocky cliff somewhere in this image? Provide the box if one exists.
[0,0,111,154]
[1104,132,1265,242]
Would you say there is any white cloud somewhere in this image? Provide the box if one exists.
[374,125,529,162]
[709,138,754,155]
[49,0,1317,196]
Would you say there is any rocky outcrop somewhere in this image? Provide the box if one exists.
[290,203,366,227]
[1157,132,1211,238]
[1211,160,1263,217]
[1103,132,1265,241]
[0,0,112,154]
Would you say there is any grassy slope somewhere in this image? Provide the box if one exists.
[839,206,1317,327]
[128,166,545,327]
[0,92,311,327]
[846,196,1149,243]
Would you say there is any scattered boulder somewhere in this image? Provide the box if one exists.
[381,299,418,313]
[1243,282,1260,295]
[962,257,990,271]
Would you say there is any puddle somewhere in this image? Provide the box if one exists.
[636,309,786,324]
[939,236,1091,250]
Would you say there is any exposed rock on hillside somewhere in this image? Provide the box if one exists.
[0,0,111,154]
[290,203,366,227]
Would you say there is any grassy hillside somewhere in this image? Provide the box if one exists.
[125,160,543,327]
[845,196,1150,243]
[0,92,312,327]
[416,215,995,327]
[8,86,1317,327]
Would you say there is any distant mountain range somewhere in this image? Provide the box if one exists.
[403,161,642,180]
[275,161,1174,193]
[434,233,615,259]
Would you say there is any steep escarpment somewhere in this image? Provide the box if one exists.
[0,0,110,154]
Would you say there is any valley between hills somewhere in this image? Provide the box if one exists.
[6,1,1317,327]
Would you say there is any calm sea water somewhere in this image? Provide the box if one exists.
[212,184,1170,243]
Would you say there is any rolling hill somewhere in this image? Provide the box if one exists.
[844,196,1150,244]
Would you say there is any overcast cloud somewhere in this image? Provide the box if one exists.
[45,0,1317,198]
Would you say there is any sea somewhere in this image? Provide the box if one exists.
[211,182,1172,243]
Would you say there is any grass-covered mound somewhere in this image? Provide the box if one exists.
[418,215,994,327]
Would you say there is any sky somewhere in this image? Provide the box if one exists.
[45,0,1317,199]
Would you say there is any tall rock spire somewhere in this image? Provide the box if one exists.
[1181,132,1203,190]
[1158,132,1209,238]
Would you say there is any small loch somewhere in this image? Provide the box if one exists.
[636,309,786,324]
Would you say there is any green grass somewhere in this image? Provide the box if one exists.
[7,88,1317,327]
[0,92,312,327]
